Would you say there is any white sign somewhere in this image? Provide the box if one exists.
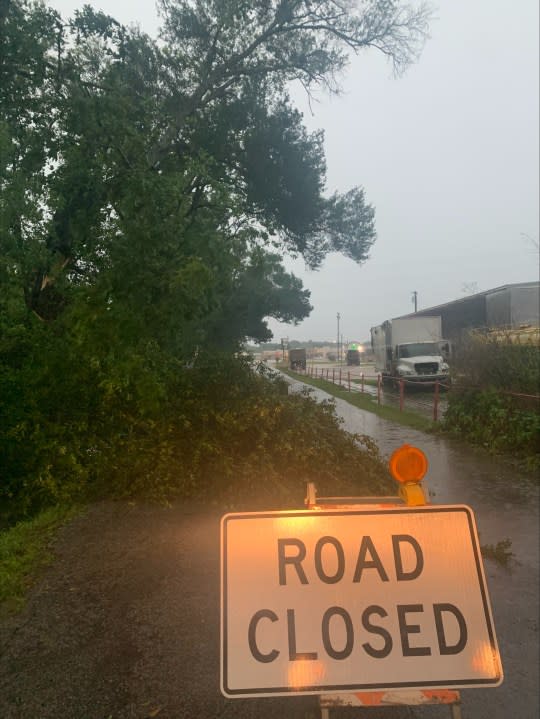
[220,506,502,698]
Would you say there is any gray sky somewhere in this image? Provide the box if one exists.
[49,0,539,343]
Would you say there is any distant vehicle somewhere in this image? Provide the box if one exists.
[289,348,307,370]
[346,349,361,366]
[370,316,450,385]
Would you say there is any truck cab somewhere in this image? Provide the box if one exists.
[392,342,450,383]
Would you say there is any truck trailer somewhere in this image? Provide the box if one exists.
[346,349,361,365]
[370,317,450,385]
[288,348,307,371]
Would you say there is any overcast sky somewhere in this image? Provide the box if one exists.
[49,0,539,343]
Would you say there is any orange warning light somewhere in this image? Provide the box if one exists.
[389,444,428,484]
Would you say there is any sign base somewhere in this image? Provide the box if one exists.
[319,689,462,718]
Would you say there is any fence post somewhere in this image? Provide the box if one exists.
[348,371,351,392]
[433,380,440,422]
[399,379,404,412]
[339,368,342,385]
[361,372,364,393]
[332,368,335,384]
[326,368,329,380]
[377,374,381,405]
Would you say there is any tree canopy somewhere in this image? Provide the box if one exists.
[1,0,432,345]
[0,0,431,519]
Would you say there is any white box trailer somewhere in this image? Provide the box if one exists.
[370,317,450,385]
[391,316,442,345]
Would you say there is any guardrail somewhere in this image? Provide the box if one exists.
[291,365,540,422]
[293,366,450,422]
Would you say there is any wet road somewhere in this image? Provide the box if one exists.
[286,376,540,719]
[1,377,537,719]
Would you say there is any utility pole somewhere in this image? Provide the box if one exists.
[336,312,340,363]
[412,291,418,313]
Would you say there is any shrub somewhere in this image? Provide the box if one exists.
[1,349,392,525]
[444,388,540,456]
[444,332,540,463]
[452,331,539,394]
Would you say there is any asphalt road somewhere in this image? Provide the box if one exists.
[1,384,538,719]
[1,501,328,719]
[1,491,538,719]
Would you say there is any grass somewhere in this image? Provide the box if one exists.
[282,369,434,432]
[0,504,81,615]
[351,377,378,387]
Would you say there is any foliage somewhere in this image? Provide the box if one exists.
[451,331,539,395]
[1,357,392,523]
[443,388,540,459]
[198,364,394,508]
[444,333,540,462]
[1,0,431,522]
[1,0,433,340]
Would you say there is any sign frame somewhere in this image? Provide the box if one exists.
[221,505,503,698]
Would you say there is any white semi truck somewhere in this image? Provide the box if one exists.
[370,316,451,385]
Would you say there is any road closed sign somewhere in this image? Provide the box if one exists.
[220,506,502,698]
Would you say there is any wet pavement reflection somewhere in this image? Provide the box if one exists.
[286,376,539,719]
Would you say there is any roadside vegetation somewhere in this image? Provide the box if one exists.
[1,356,395,526]
[0,361,395,611]
[0,505,81,615]
[442,333,540,470]
[1,0,432,608]
[1,0,430,516]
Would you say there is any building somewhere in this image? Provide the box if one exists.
[397,282,539,344]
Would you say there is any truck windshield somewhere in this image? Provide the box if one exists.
[399,343,439,358]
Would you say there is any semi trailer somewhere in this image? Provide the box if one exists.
[346,349,361,365]
[289,348,307,370]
